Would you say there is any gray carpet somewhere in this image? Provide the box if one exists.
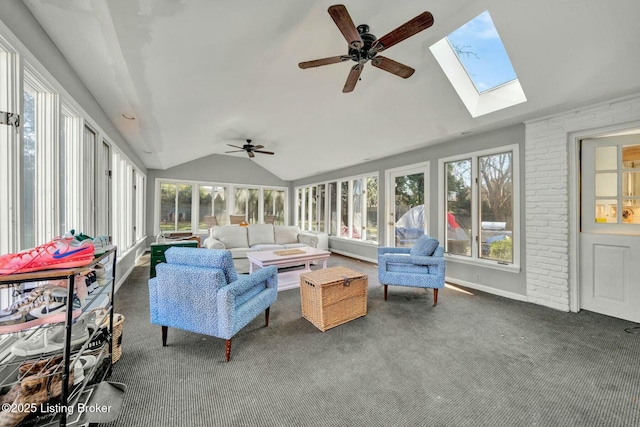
[100,253,640,427]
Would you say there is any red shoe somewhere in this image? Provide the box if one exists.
[0,238,95,275]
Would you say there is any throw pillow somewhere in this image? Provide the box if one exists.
[410,235,439,257]
[274,226,300,245]
[248,224,276,246]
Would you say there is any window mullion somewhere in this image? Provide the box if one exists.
[347,179,353,239]
[0,45,19,253]
[471,155,480,259]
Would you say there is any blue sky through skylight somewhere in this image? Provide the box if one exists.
[446,11,517,93]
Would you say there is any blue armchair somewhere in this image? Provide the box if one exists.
[377,235,445,305]
[148,247,278,361]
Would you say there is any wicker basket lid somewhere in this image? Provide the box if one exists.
[301,266,365,286]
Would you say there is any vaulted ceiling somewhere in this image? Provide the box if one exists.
[23,0,640,180]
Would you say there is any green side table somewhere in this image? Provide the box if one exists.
[150,239,198,278]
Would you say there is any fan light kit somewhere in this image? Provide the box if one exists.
[225,139,275,158]
[299,5,434,93]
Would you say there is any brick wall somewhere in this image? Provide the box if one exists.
[524,94,640,311]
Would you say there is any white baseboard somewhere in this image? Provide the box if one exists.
[445,276,528,302]
[328,249,377,265]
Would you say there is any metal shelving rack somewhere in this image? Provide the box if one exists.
[0,246,118,426]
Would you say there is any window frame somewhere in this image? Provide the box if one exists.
[154,178,288,234]
[295,172,379,244]
[0,25,146,262]
[438,143,520,272]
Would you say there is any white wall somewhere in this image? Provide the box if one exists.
[524,93,640,311]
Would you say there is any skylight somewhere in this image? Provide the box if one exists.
[446,11,517,93]
[430,10,526,117]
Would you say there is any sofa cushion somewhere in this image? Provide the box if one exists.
[275,226,300,245]
[251,244,284,251]
[282,243,307,249]
[410,235,440,257]
[228,247,257,259]
[248,224,276,247]
[211,226,249,249]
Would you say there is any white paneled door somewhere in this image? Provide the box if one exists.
[580,135,640,323]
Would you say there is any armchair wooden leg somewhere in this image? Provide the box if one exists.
[433,289,438,306]
[225,339,232,362]
[265,307,270,327]
[161,326,168,346]
[384,285,388,301]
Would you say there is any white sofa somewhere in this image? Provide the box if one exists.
[202,224,319,259]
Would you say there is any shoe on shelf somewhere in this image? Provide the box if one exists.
[64,230,110,254]
[0,288,83,334]
[0,238,95,276]
[10,314,91,357]
[27,289,82,319]
[92,236,109,254]
[73,362,84,386]
[0,286,47,319]
[0,284,61,325]
[78,354,97,375]
[0,357,74,427]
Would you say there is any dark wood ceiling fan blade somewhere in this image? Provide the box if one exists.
[225,150,245,153]
[248,151,255,158]
[371,56,415,78]
[299,56,349,69]
[373,11,434,52]
[343,63,364,93]
[254,150,275,155]
[227,144,244,149]
[328,5,363,49]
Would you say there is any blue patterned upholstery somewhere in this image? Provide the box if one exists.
[378,236,445,305]
[149,247,277,361]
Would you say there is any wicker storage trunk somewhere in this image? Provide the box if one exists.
[300,266,368,331]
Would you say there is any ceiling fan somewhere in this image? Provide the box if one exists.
[299,5,434,93]
[225,139,274,158]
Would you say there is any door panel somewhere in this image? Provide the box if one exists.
[580,135,640,323]
[386,164,428,247]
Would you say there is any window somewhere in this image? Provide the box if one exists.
[0,30,146,262]
[430,10,526,117]
[447,11,517,93]
[22,82,37,248]
[594,144,640,225]
[0,38,19,254]
[135,173,145,241]
[159,182,193,232]
[198,185,227,230]
[23,66,57,248]
[156,180,287,232]
[234,187,260,224]
[60,103,82,233]
[296,173,378,243]
[263,189,285,225]
[440,144,519,269]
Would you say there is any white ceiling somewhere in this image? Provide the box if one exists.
[23,0,640,181]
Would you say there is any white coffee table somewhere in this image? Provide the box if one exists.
[247,247,331,291]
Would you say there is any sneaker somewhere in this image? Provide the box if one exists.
[78,354,97,375]
[73,362,84,385]
[10,315,91,357]
[28,288,82,319]
[0,286,47,320]
[0,288,83,334]
[92,236,109,254]
[0,238,95,275]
